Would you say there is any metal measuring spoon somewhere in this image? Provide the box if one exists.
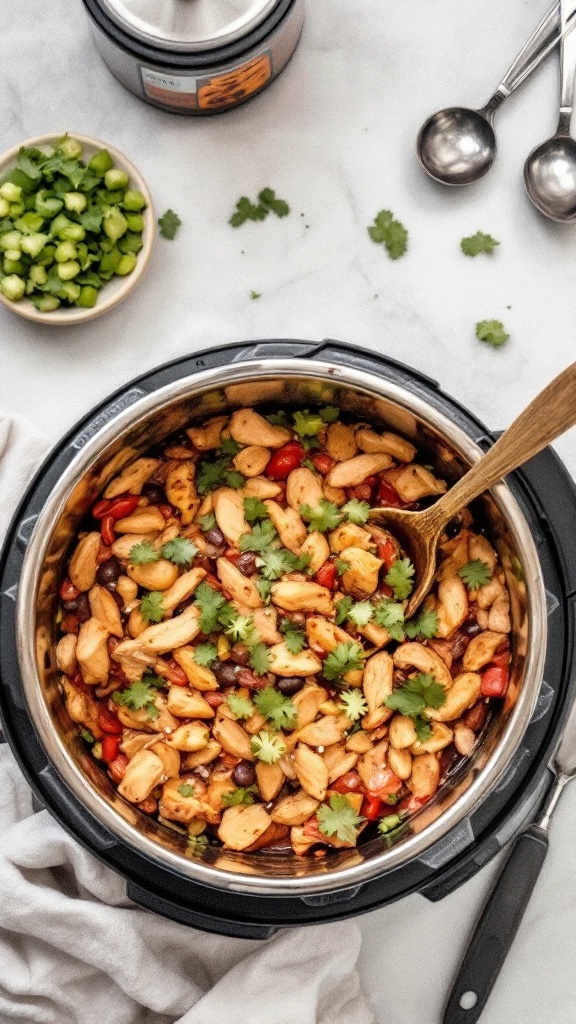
[369,362,576,619]
[525,0,576,219]
[417,2,570,186]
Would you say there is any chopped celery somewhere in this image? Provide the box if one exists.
[0,274,26,300]
[118,231,143,254]
[29,264,48,287]
[55,241,77,263]
[0,198,10,218]
[104,168,129,191]
[125,212,143,232]
[57,260,80,280]
[20,233,49,258]
[60,280,81,302]
[64,192,87,214]
[9,202,25,217]
[57,136,84,160]
[99,248,121,278]
[35,192,63,218]
[76,285,98,307]
[0,181,22,202]
[122,189,146,211]
[0,230,22,252]
[31,293,60,311]
[88,149,114,176]
[60,222,86,243]
[3,258,26,275]
[115,253,137,275]
[14,211,44,233]
[103,207,128,242]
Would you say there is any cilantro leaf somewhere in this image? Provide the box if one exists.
[243,496,270,523]
[239,520,278,552]
[249,643,272,676]
[461,232,499,257]
[293,410,324,437]
[193,581,229,634]
[187,832,209,852]
[373,599,405,634]
[266,410,290,427]
[347,600,375,627]
[79,728,94,744]
[368,209,408,260]
[458,559,493,590]
[158,209,181,240]
[335,558,351,577]
[220,437,241,458]
[342,498,370,524]
[250,290,261,300]
[334,595,354,625]
[222,785,258,807]
[385,557,415,600]
[317,794,365,843]
[198,512,216,532]
[140,591,164,623]
[196,457,245,496]
[404,608,439,640]
[258,188,290,218]
[130,540,159,565]
[178,783,195,798]
[112,673,163,717]
[300,499,343,533]
[385,673,446,720]
[255,577,273,603]
[258,547,297,580]
[414,717,433,743]
[476,319,509,348]
[323,642,365,684]
[229,196,267,227]
[161,536,198,566]
[254,686,298,730]
[338,689,368,721]
[280,618,307,654]
[223,613,259,647]
[251,730,287,764]
[319,405,339,423]
[226,470,246,489]
[226,692,255,720]
[193,642,218,667]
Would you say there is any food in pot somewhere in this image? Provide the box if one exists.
[56,404,512,855]
[0,135,147,311]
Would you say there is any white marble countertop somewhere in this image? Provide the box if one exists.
[1,0,576,1021]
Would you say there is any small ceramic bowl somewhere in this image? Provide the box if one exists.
[0,132,154,325]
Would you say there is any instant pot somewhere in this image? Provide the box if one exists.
[1,338,575,939]
[82,0,304,115]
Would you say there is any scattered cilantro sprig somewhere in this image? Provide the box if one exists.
[323,642,365,685]
[385,673,446,742]
[458,559,493,590]
[158,209,181,240]
[251,730,287,764]
[162,537,198,566]
[254,686,298,730]
[222,786,258,807]
[280,618,307,654]
[140,591,164,623]
[461,231,499,257]
[368,209,408,260]
[229,188,290,227]
[317,794,365,843]
[476,319,509,348]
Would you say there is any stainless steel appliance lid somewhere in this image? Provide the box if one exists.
[96,0,280,51]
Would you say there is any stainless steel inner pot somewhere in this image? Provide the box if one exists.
[17,359,547,896]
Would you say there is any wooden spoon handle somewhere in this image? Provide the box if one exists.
[428,361,576,528]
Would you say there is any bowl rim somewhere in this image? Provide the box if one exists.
[0,132,154,325]
[16,358,548,895]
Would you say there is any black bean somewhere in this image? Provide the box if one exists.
[461,619,482,637]
[204,541,226,559]
[142,482,166,505]
[205,527,225,548]
[445,519,462,540]
[233,761,256,787]
[76,593,91,622]
[230,642,250,666]
[96,555,122,588]
[61,599,78,612]
[236,551,257,577]
[277,676,306,696]
[212,660,240,686]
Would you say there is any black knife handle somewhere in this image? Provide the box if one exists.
[443,824,549,1024]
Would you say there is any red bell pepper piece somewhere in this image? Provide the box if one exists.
[97,704,123,735]
[376,478,403,508]
[102,734,121,763]
[266,441,305,480]
[376,538,397,570]
[100,515,116,547]
[331,771,363,794]
[365,767,402,800]
[164,660,189,686]
[108,753,128,783]
[59,578,80,602]
[92,498,111,519]
[481,664,509,698]
[158,503,174,520]
[361,795,382,820]
[96,543,112,565]
[93,495,139,521]
[347,484,372,502]
[315,560,337,590]
[312,452,335,475]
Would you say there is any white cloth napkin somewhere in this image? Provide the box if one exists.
[0,413,373,1024]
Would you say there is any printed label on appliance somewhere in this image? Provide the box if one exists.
[141,53,272,112]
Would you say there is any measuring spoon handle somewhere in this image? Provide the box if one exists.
[496,2,561,99]
[429,361,576,528]
[559,0,576,130]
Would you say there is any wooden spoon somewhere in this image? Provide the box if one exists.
[369,362,576,618]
